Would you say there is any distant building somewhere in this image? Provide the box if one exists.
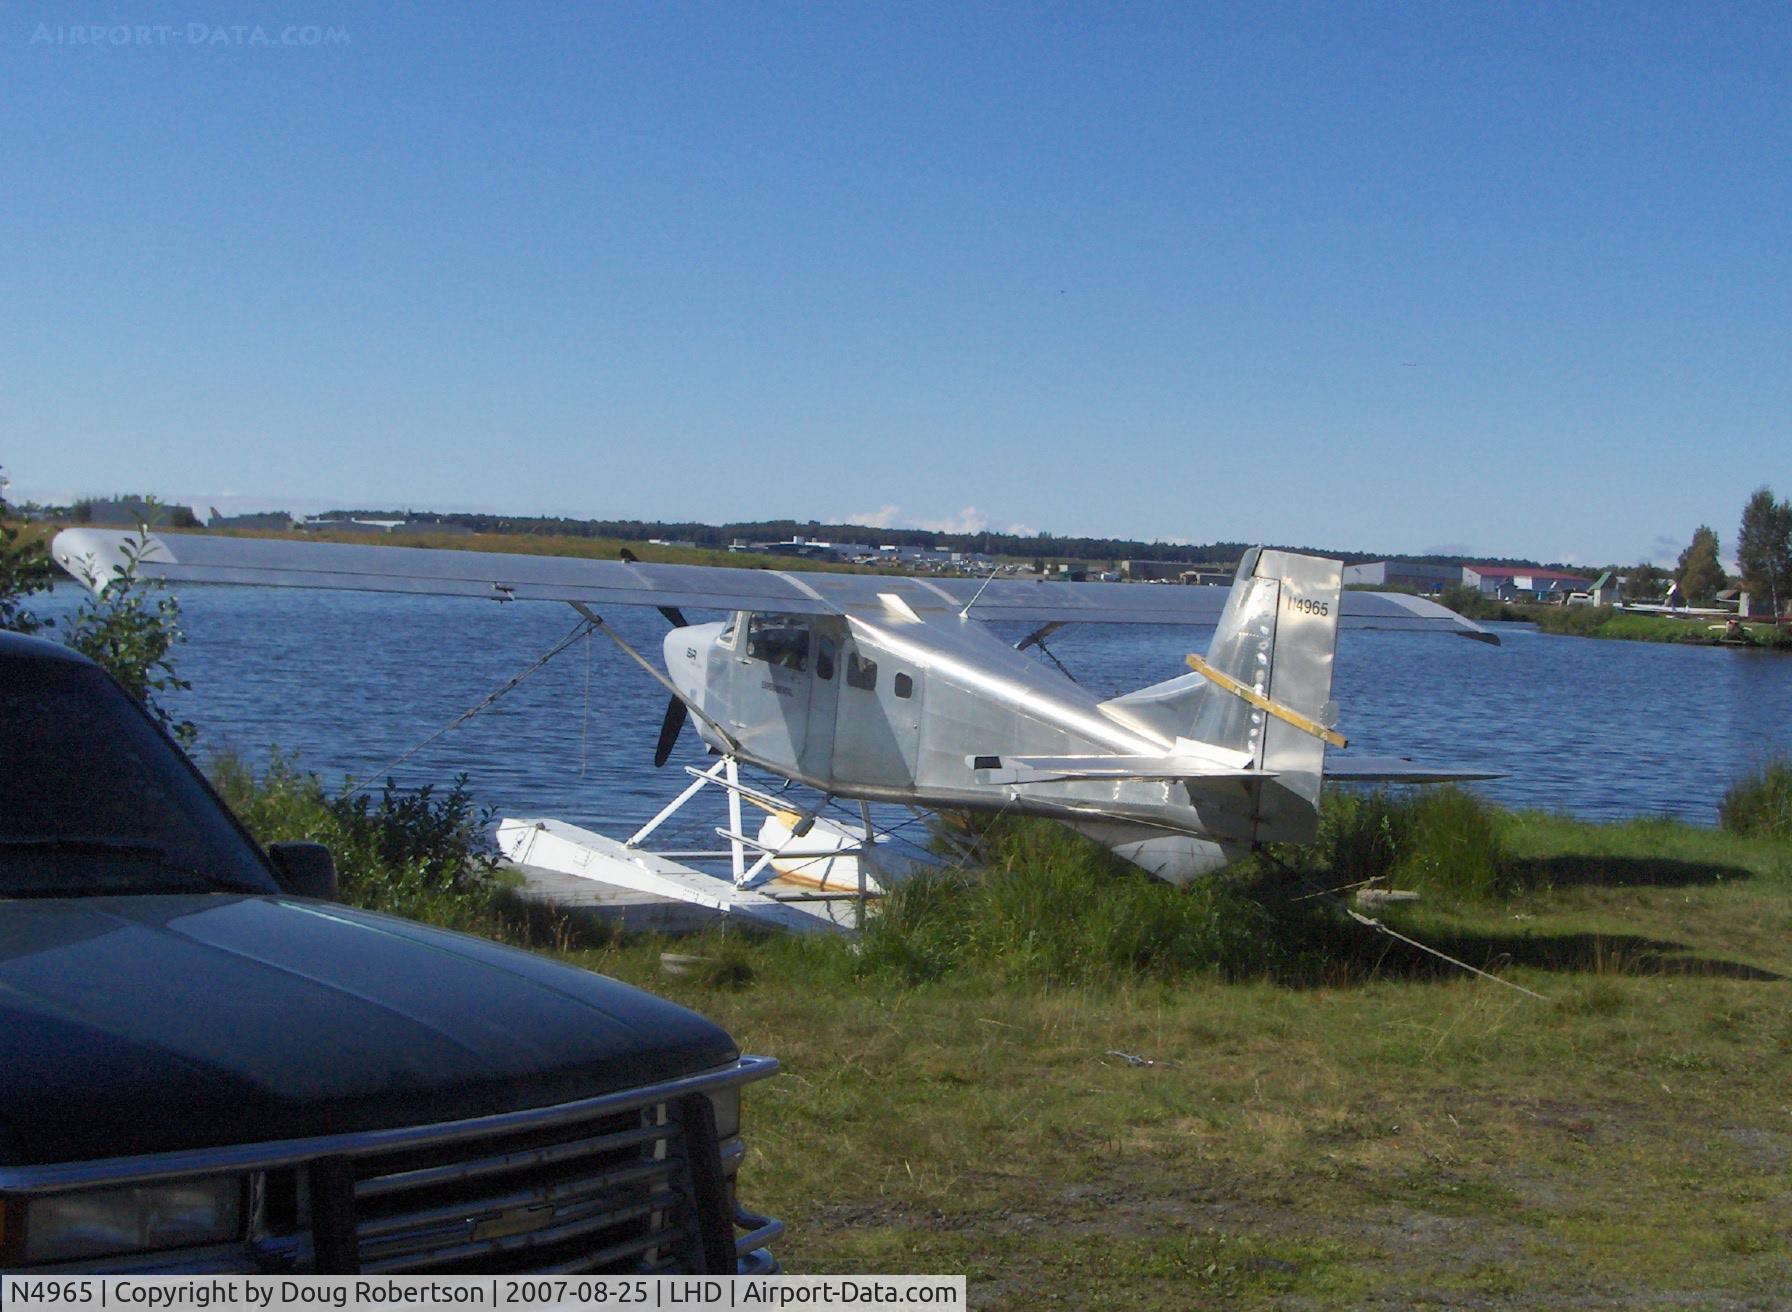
[299,517,402,533]
[79,498,200,529]
[390,520,473,536]
[1179,567,1234,586]
[1565,572,1624,606]
[876,544,952,565]
[723,536,872,561]
[1341,561,1463,595]
[1121,558,1233,582]
[1463,564,1592,602]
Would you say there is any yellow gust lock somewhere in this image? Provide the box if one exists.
[1184,654,1348,749]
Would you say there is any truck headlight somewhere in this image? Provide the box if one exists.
[9,1177,245,1264]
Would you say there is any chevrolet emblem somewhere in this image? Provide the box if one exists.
[469,1204,555,1242]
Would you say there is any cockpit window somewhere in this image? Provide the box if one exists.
[846,651,877,691]
[0,657,280,899]
[744,616,809,671]
[816,636,836,681]
[719,613,742,647]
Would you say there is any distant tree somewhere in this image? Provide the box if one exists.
[1622,563,1669,602]
[1676,525,1726,605]
[1736,486,1792,617]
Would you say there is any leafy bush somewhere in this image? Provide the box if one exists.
[210,751,511,930]
[56,527,197,746]
[0,516,55,634]
[1720,758,1792,841]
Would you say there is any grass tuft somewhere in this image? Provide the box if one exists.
[1719,756,1792,841]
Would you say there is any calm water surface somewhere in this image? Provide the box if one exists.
[43,585,1792,831]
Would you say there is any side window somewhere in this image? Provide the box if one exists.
[719,613,742,649]
[816,636,836,681]
[846,651,878,691]
[894,672,914,699]
[745,616,810,671]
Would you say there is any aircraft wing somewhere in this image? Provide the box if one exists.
[51,528,847,617]
[52,529,1496,642]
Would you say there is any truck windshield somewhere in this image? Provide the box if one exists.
[0,655,280,898]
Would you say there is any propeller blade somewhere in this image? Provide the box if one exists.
[653,697,689,768]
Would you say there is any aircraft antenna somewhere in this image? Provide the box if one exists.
[959,563,1003,619]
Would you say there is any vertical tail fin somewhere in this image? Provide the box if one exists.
[1102,548,1343,844]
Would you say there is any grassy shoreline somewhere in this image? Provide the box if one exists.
[218,760,1792,1307]
[1504,603,1792,648]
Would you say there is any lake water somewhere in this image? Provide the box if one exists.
[37,584,1792,833]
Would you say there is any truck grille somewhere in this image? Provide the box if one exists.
[335,1101,711,1273]
[2,1057,776,1277]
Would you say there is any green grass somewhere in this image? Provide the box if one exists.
[166,524,885,574]
[587,800,1792,1307]
[214,758,1792,1306]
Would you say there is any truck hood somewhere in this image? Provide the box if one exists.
[0,895,739,1166]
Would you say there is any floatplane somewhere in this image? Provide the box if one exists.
[54,529,1498,931]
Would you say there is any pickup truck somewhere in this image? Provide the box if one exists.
[0,630,780,1274]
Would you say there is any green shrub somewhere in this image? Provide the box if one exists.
[1393,786,1510,901]
[858,815,1287,985]
[209,751,510,930]
[1720,758,1792,841]
[1314,789,1407,886]
[1528,604,1615,638]
[1440,585,1502,621]
[1312,786,1510,902]
[0,513,55,635]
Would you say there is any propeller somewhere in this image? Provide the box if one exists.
[622,547,698,766]
[620,547,691,628]
[653,696,690,768]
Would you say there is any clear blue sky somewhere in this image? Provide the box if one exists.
[4,2,1787,565]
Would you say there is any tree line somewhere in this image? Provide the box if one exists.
[1669,486,1792,611]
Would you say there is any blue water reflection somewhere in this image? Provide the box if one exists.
[39,585,1792,829]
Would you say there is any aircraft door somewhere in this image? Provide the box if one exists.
[831,632,922,788]
[722,613,812,772]
[800,623,843,782]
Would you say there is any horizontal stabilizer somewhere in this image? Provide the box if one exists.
[1324,755,1503,783]
[969,749,1270,786]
